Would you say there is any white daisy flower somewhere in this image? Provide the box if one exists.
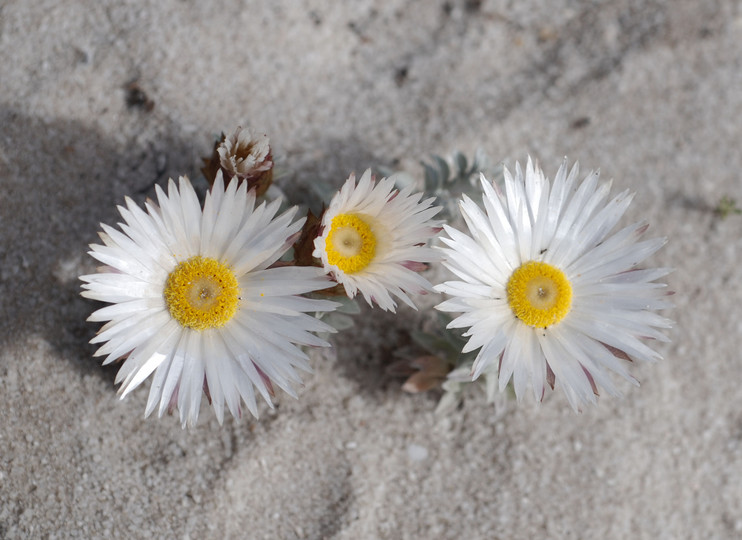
[80,173,338,428]
[312,169,442,312]
[435,157,672,410]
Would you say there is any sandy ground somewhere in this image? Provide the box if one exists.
[2,1,742,538]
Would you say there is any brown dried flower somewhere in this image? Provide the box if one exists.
[202,127,274,196]
[387,355,452,393]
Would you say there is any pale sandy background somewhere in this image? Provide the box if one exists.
[2,1,742,538]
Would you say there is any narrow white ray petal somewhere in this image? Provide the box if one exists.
[537,331,595,409]
[202,331,226,425]
[199,174,223,255]
[177,176,202,254]
[177,330,205,428]
[158,332,188,418]
[471,324,511,380]
[571,237,667,285]
[87,298,163,322]
[145,353,173,418]
[118,320,183,398]
[499,322,528,392]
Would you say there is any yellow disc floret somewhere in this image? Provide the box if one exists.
[506,261,572,328]
[164,256,240,330]
[325,213,377,274]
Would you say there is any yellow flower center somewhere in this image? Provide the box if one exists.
[506,261,572,328]
[164,256,240,330]
[325,213,377,274]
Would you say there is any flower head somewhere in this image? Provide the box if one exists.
[313,169,442,311]
[435,157,672,410]
[80,173,337,427]
[218,127,272,178]
[201,127,273,196]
